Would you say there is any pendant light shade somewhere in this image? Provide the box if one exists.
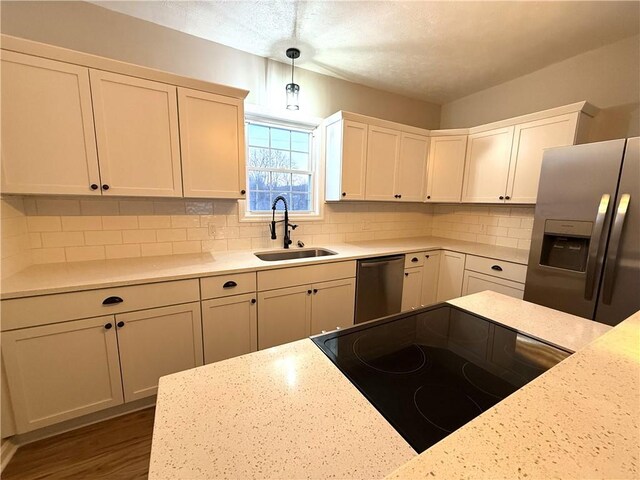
[285,48,300,110]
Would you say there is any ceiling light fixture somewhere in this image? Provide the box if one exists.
[285,47,301,111]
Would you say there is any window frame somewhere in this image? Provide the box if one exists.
[239,111,324,223]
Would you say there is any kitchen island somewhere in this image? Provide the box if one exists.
[148,292,638,479]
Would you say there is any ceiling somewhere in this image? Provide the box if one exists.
[91,1,640,104]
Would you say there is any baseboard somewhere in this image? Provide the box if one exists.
[1,437,18,473]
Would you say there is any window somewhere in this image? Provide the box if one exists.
[246,122,316,214]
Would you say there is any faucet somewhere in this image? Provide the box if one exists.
[270,195,297,249]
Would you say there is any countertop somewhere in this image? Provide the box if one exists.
[0,236,530,299]
[147,292,631,480]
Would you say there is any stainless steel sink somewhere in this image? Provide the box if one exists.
[254,248,338,262]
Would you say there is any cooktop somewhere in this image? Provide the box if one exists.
[312,304,571,454]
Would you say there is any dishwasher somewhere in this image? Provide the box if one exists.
[355,255,405,324]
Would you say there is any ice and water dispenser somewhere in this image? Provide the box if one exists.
[539,220,593,272]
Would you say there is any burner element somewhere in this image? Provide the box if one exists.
[354,335,428,374]
[414,384,482,433]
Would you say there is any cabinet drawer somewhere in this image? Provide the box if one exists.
[200,272,256,300]
[404,252,425,268]
[465,255,527,283]
[1,279,199,331]
[463,271,524,300]
[257,261,356,291]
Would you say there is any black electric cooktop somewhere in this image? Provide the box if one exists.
[312,304,571,454]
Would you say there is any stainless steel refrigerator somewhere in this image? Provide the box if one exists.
[524,137,639,326]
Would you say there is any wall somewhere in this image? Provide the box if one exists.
[0,0,440,128]
[440,35,640,141]
[0,197,31,277]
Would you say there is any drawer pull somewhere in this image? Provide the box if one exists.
[250,298,257,304]
[405,272,409,277]
[117,321,125,328]
[104,323,113,330]
[102,296,123,305]
[411,257,419,263]
[223,281,238,289]
[491,265,503,272]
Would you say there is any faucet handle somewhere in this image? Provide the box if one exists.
[290,224,298,230]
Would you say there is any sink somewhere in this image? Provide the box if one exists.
[254,248,338,262]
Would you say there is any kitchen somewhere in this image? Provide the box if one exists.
[0,1,639,478]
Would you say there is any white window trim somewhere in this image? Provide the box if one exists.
[239,106,325,223]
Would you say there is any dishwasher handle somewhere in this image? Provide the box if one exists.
[359,256,404,268]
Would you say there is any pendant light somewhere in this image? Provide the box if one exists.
[285,47,301,110]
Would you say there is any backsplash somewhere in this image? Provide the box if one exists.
[1,196,31,278]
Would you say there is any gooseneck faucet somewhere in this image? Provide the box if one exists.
[270,195,297,249]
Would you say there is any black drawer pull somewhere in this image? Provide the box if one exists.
[223,281,238,289]
[102,296,123,305]
[411,257,419,263]
[117,321,125,328]
[104,323,113,330]
[404,272,409,277]
[491,265,503,271]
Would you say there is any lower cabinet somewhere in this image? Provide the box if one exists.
[115,302,203,402]
[401,267,423,311]
[420,251,441,306]
[1,315,124,433]
[310,278,356,335]
[462,270,525,299]
[436,251,466,302]
[202,293,258,364]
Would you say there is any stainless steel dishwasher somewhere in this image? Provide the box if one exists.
[355,255,405,324]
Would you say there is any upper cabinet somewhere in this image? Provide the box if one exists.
[462,126,515,203]
[365,126,401,201]
[425,135,467,203]
[178,88,246,199]
[325,119,368,201]
[0,36,248,199]
[0,51,101,195]
[397,133,429,202]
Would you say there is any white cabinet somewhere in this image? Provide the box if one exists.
[401,267,423,311]
[426,135,467,202]
[1,316,124,433]
[90,70,183,197]
[506,113,579,203]
[0,51,101,195]
[420,251,441,306]
[462,254,526,299]
[310,278,356,335]
[202,293,257,364]
[396,133,428,202]
[115,303,203,402]
[436,251,466,302]
[462,126,515,203]
[365,125,401,201]
[178,88,246,199]
[462,271,524,299]
[258,285,312,350]
[1,359,16,438]
[325,119,368,201]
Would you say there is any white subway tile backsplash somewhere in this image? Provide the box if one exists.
[61,216,102,232]
[42,231,85,248]
[141,242,173,257]
[27,216,62,232]
[84,230,123,246]
[65,245,105,262]
[138,215,171,229]
[102,216,139,230]
[106,244,141,259]
[32,247,66,264]
[123,229,157,244]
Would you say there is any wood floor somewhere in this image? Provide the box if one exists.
[2,408,155,479]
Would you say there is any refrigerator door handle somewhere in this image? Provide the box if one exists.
[584,193,611,300]
[601,193,631,304]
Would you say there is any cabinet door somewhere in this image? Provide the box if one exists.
[90,70,182,197]
[436,251,466,302]
[365,125,400,201]
[341,120,368,200]
[462,270,524,299]
[462,126,514,203]
[506,113,579,204]
[258,285,311,349]
[1,316,123,433]
[401,267,423,311]
[202,293,257,364]
[178,88,245,199]
[116,303,203,402]
[310,278,356,335]
[421,251,441,306]
[426,135,467,202]
[0,51,101,195]
[1,358,16,438]
[396,133,428,202]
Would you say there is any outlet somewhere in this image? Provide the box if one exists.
[208,224,216,237]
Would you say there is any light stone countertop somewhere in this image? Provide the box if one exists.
[147,292,633,480]
[0,236,530,299]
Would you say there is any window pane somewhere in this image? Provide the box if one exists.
[292,174,311,193]
[291,193,310,211]
[248,171,269,191]
[291,152,309,171]
[270,150,291,169]
[291,131,309,153]
[248,147,271,168]
[251,191,272,211]
[248,124,269,147]
[270,172,291,190]
[270,128,290,150]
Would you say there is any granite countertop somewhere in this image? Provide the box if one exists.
[0,236,530,299]
[147,292,633,480]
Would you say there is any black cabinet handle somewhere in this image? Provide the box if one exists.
[223,281,237,289]
[499,195,504,200]
[313,288,318,294]
[411,257,418,263]
[250,298,256,304]
[240,189,246,195]
[427,195,431,199]
[398,194,402,199]
[404,272,409,277]
[491,265,503,271]
[505,195,511,200]
[104,323,113,330]
[425,255,430,259]
[90,184,99,190]
[117,321,125,328]
[102,296,123,305]
[102,184,110,191]
[341,192,346,197]
[307,289,312,295]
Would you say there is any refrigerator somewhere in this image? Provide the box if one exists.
[524,137,639,326]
